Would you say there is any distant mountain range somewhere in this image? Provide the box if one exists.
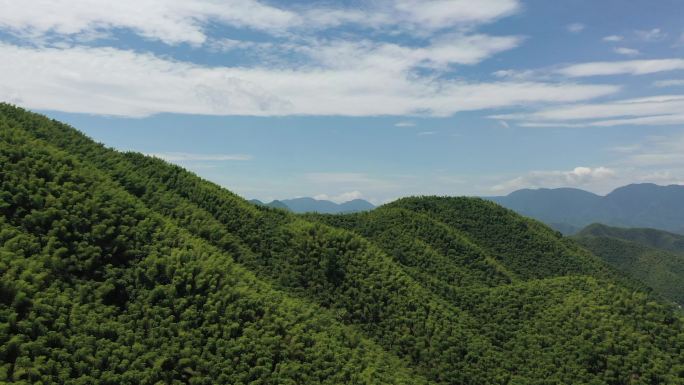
[250,197,375,214]
[488,183,684,234]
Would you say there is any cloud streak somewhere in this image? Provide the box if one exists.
[493,95,684,127]
[557,59,684,77]
[0,43,619,117]
[0,0,522,45]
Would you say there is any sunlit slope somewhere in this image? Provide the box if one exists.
[0,124,431,384]
[385,197,627,281]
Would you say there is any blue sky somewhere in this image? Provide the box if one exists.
[1,0,683,203]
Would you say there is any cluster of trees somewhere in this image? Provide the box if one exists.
[1,103,683,384]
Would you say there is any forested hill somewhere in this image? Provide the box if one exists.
[1,103,683,385]
[574,224,684,306]
[577,223,684,253]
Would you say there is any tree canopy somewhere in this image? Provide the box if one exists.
[1,103,683,384]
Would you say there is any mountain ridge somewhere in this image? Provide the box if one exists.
[251,197,375,213]
[489,183,684,234]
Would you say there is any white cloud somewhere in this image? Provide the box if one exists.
[566,23,585,34]
[395,121,416,127]
[0,43,618,117]
[206,38,274,53]
[496,95,684,122]
[393,0,520,30]
[492,166,616,192]
[635,28,667,42]
[616,133,684,167]
[613,47,639,56]
[492,69,539,80]
[602,35,624,42]
[303,34,523,71]
[517,115,684,128]
[0,0,299,45]
[0,0,522,45]
[653,79,684,87]
[557,59,684,77]
[417,131,436,136]
[148,152,253,161]
[495,95,684,127]
[313,190,364,203]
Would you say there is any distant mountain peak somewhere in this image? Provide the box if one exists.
[251,197,375,214]
[488,183,684,234]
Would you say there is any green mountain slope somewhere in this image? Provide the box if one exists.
[0,111,430,384]
[575,224,684,306]
[578,223,684,253]
[2,104,684,385]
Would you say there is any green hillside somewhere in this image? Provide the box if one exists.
[575,224,684,306]
[578,223,684,253]
[1,104,684,384]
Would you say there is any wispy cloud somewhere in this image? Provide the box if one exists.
[557,58,684,77]
[148,152,253,161]
[493,95,684,127]
[394,121,416,127]
[634,28,667,42]
[492,166,616,193]
[0,0,522,45]
[313,190,364,203]
[0,0,299,45]
[602,35,624,42]
[417,131,436,136]
[566,23,585,34]
[653,79,684,87]
[613,47,639,56]
[0,43,618,117]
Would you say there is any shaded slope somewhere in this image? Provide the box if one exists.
[578,223,684,253]
[575,224,684,306]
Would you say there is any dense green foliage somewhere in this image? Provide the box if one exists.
[578,223,684,254]
[575,224,684,306]
[1,104,683,384]
[0,115,429,385]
